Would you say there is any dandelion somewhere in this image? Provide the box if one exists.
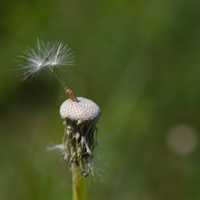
[18,39,101,200]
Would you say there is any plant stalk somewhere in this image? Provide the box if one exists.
[72,162,87,200]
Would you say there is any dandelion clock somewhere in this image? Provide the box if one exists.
[17,39,101,200]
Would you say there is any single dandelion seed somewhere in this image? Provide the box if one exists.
[17,39,74,85]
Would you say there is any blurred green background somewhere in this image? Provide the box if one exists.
[1,0,200,199]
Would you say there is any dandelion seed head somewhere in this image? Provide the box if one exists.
[59,96,101,177]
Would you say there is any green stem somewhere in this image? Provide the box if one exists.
[72,163,87,200]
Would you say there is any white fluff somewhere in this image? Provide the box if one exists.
[18,39,74,82]
[46,144,66,151]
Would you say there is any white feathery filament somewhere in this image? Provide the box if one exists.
[18,39,74,86]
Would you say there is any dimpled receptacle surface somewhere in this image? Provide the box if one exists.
[60,97,100,122]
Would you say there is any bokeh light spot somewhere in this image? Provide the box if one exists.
[166,124,198,155]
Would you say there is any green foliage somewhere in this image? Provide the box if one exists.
[1,0,200,199]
